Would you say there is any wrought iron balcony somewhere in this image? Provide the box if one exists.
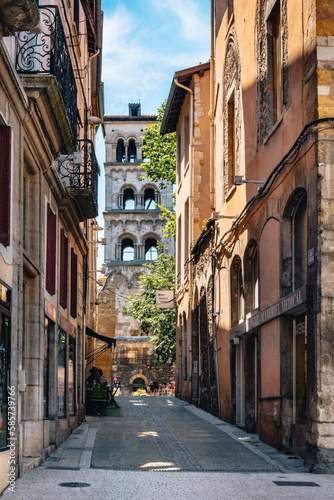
[58,139,99,221]
[15,5,77,152]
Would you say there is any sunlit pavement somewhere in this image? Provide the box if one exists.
[2,397,334,499]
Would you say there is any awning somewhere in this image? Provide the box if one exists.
[86,327,116,347]
[85,327,116,365]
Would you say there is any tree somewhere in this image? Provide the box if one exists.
[141,102,176,238]
[124,245,176,365]
[141,101,176,189]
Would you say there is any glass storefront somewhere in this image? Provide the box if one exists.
[68,335,76,415]
[0,283,10,450]
[57,329,66,417]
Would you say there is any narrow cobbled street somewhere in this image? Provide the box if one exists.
[2,397,334,499]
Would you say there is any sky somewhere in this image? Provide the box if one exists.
[95,0,211,269]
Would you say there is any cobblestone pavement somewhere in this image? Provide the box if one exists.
[2,397,334,500]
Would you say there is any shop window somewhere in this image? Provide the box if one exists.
[0,126,11,247]
[70,249,77,319]
[46,205,56,295]
[43,317,54,419]
[145,238,158,261]
[60,229,68,309]
[128,139,137,162]
[0,283,10,449]
[123,188,135,210]
[231,256,243,327]
[57,329,66,417]
[116,139,125,162]
[144,188,156,209]
[122,238,134,261]
[68,335,76,415]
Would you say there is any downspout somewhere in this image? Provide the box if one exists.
[174,77,194,394]
[209,0,215,211]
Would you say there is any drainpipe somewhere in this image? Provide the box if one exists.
[209,0,215,211]
[174,77,194,395]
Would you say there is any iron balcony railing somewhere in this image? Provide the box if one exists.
[15,5,77,137]
[58,139,99,219]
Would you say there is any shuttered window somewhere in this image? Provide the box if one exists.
[70,249,77,318]
[46,205,56,295]
[59,229,68,309]
[0,126,11,247]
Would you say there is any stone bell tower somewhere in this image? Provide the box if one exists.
[98,103,175,394]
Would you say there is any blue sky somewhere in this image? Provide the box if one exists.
[95,0,210,268]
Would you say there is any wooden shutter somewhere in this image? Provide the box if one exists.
[46,205,56,295]
[0,126,11,247]
[70,249,77,318]
[59,229,68,309]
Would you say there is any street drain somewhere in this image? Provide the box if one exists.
[59,482,90,488]
[47,457,60,462]
[273,481,320,487]
[73,429,84,435]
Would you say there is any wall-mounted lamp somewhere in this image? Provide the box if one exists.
[234,176,265,186]
[233,337,240,345]
[87,238,107,245]
[211,212,237,220]
[93,225,104,231]
[88,116,102,125]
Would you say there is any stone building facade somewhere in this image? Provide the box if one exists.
[94,104,175,394]
[162,0,334,473]
[0,1,103,493]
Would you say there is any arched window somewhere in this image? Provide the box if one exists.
[123,188,135,210]
[231,256,243,327]
[145,238,158,261]
[128,139,136,162]
[121,238,134,261]
[116,139,125,162]
[144,188,156,209]
[244,240,259,314]
[293,194,307,291]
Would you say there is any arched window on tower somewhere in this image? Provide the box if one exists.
[144,188,156,209]
[121,238,134,261]
[117,139,125,162]
[128,139,136,162]
[145,238,158,261]
[123,188,135,210]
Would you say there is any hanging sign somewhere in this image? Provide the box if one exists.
[156,291,174,309]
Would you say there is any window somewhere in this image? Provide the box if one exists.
[244,241,259,314]
[293,194,307,291]
[60,229,68,309]
[177,135,181,181]
[144,188,156,209]
[231,256,243,327]
[145,238,158,261]
[269,6,282,123]
[0,126,11,247]
[0,283,10,449]
[116,139,125,162]
[184,116,190,168]
[123,188,135,210]
[43,317,53,419]
[228,92,236,189]
[46,205,56,295]
[184,199,189,263]
[128,139,137,162]
[122,238,134,261]
[68,335,76,415]
[70,249,77,318]
[57,329,66,417]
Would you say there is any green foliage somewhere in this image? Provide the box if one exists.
[157,203,176,238]
[124,245,176,365]
[141,101,176,190]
